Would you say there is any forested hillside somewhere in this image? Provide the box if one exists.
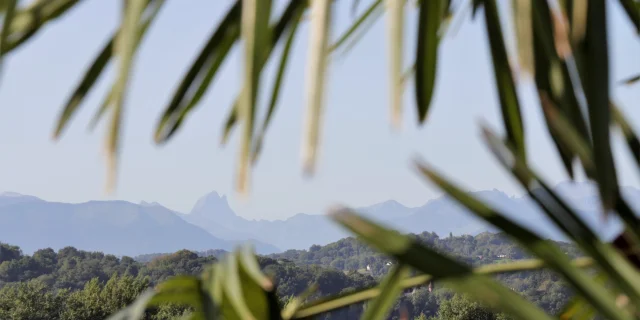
[0,232,582,319]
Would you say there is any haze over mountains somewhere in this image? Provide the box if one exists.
[0,181,636,256]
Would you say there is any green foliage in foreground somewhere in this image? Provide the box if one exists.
[1,0,640,318]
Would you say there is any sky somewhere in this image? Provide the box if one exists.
[0,1,639,220]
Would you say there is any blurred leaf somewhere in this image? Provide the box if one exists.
[334,7,383,59]
[351,0,362,16]
[252,4,303,163]
[56,35,113,137]
[106,290,156,320]
[532,1,573,178]
[330,0,382,53]
[415,158,633,320]
[222,252,258,319]
[237,0,273,194]
[385,0,404,128]
[294,257,593,319]
[281,284,317,320]
[621,73,640,85]
[532,0,590,179]
[613,231,640,269]
[221,102,238,145]
[538,99,640,255]
[582,0,618,212]
[559,273,607,320]
[167,0,307,146]
[513,0,533,76]
[539,92,594,173]
[414,0,441,123]
[301,0,332,175]
[88,85,115,132]
[238,245,273,291]
[481,125,640,307]
[55,0,165,138]
[618,0,640,34]
[331,208,554,320]
[483,0,526,160]
[361,265,410,320]
[104,0,147,191]
[568,0,587,45]
[154,1,242,143]
[3,0,80,54]
[235,250,270,319]
[0,0,16,78]
[612,103,640,179]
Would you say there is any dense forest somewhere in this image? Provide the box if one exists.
[0,232,582,319]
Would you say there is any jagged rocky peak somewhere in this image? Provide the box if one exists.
[190,191,235,217]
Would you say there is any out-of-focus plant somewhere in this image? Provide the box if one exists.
[2,0,640,319]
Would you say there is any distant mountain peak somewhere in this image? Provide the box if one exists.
[140,201,163,207]
[190,191,235,218]
[363,199,408,212]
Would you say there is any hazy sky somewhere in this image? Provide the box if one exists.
[1,1,639,220]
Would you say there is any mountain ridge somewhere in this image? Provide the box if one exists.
[2,181,637,254]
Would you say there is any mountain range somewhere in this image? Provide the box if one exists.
[0,181,636,256]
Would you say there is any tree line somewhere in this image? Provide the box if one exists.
[0,232,583,319]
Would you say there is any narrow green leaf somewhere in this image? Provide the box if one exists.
[618,0,640,34]
[536,99,640,255]
[385,0,404,129]
[238,245,273,292]
[480,125,640,308]
[329,0,382,53]
[513,0,533,76]
[252,5,303,163]
[351,0,362,17]
[539,93,594,173]
[235,250,271,319]
[159,0,308,145]
[103,0,146,192]
[88,85,115,132]
[333,6,383,59]
[222,253,257,320]
[106,290,155,320]
[237,0,272,194]
[156,275,199,289]
[293,257,593,319]
[301,0,332,175]
[361,265,409,320]
[221,101,238,145]
[559,273,608,320]
[156,26,238,142]
[414,159,633,320]
[149,291,204,308]
[568,0,587,45]
[3,0,80,54]
[56,0,165,138]
[532,0,573,178]
[0,0,17,77]
[583,0,618,212]
[483,0,525,160]
[621,74,640,85]
[414,0,441,123]
[281,284,317,320]
[154,2,241,143]
[330,209,554,320]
